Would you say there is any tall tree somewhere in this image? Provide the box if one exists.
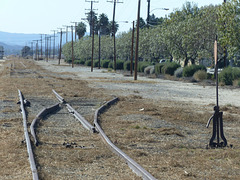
[86,10,98,36]
[76,22,87,39]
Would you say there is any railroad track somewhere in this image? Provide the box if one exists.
[17,89,157,180]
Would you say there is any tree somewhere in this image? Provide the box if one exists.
[86,10,98,36]
[97,13,110,35]
[139,17,146,29]
[76,22,87,39]
[217,0,240,59]
[108,21,119,36]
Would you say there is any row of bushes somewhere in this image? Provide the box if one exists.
[67,59,152,73]
[67,59,240,86]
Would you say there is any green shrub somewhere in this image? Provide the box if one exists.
[232,67,240,80]
[219,67,240,85]
[144,66,154,75]
[93,60,99,67]
[116,60,124,70]
[124,61,134,71]
[101,60,110,68]
[183,64,207,77]
[138,61,151,72]
[85,60,92,66]
[75,59,85,64]
[174,67,183,78]
[108,61,113,69]
[155,63,165,75]
[162,62,181,75]
[193,70,207,81]
[238,80,240,87]
[65,59,72,64]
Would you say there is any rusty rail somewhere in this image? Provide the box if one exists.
[94,97,157,180]
[18,90,39,180]
[52,89,96,133]
[30,103,60,146]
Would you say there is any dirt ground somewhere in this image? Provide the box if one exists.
[0,58,240,180]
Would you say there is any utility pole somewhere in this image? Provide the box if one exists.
[134,0,141,80]
[86,0,99,72]
[33,40,39,61]
[46,37,49,62]
[130,21,135,76]
[57,28,64,65]
[62,26,70,43]
[31,42,34,59]
[71,25,75,68]
[147,0,150,27]
[40,34,44,59]
[51,30,58,59]
[71,22,78,41]
[98,27,101,69]
[107,0,123,71]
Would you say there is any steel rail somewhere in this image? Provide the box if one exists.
[52,89,65,103]
[52,89,96,133]
[18,90,39,180]
[94,97,157,180]
[30,103,60,146]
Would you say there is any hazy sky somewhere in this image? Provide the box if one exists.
[0,0,223,34]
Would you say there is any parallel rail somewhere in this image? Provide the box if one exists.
[94,97,157,180]
[30,103,60,146]
[18,90,39,180]
[52,89,96,133]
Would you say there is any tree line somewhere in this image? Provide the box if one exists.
[63,1,240,68]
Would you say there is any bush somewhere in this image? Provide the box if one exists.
[116,60,124,70]
[162,62,181,76]
[108,61,113,69]
[155,63,165,75]
[138,61,151,72]
[193,70,207,81]
[219,67,240,85]
[85,60,92,66]
[183,64,207,77]
[93,60,99,67]
[75,59,85,64]
[174,67,183,78]
[101,60,111,68]
[124,61,134,71]
[144,66,154,75]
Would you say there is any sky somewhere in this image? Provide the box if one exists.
[0,0,224,35]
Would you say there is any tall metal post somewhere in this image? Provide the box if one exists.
[130,21,135,76]
[134,0,141,80]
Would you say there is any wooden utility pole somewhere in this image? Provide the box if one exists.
[71,25,75,68]
[71,22,78,41]
[51,30,58,59]
[130,21,135,76]
[98,28,101,69]
[86,0,99,72]
[134,0,141,80]
[147,0,150,27]
[40,34,44,58]
[58,28,64,65]
[108,0,123,71]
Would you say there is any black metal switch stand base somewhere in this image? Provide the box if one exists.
[206,106,227,148]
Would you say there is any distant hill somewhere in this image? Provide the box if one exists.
[0,31,41,46]
[0,31,42,55]
[0,41,22,55]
